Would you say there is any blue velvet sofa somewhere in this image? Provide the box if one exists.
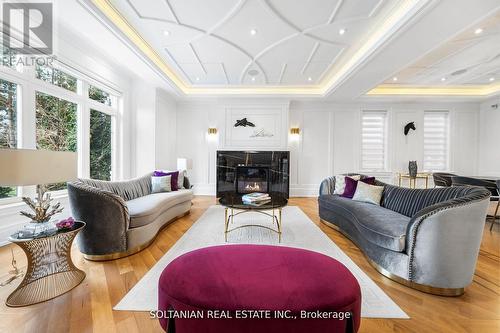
[318,174,490,296]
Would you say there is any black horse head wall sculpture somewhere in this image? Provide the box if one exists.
[404,122,416,135]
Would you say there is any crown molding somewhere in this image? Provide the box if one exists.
[367,84,500,97]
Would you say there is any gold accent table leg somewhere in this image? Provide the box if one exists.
[278,208,282,243]
[224,208,228,242]
[272,206,275,227]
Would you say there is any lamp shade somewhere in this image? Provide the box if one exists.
[0,149,78,186]
[177,157,193,171]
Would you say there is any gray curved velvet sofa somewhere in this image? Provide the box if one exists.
[68,173,193,261]
[318,174,490,296]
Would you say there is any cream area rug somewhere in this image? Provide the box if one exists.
[114,205,408,318]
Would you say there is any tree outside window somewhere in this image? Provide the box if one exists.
[89,85,113,107]
[35,92,77,191]
[0,79,17,198]
[90,109,112,181]
[36,64,78,92]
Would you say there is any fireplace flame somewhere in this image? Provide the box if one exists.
[245,182,261,191]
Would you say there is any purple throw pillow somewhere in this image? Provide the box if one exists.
[341,176,375,199]
[153,170,179,191]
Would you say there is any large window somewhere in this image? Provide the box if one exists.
[1,59,121,202]
[361,111,388,171]
[423,111,450,171]
[36,92,77,190]
[90,109,112,180]
[0,79,18,198]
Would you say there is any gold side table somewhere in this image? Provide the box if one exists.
[398,173,432,189]
[6,221,86,307]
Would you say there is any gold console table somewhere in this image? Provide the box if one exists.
[398,173,432,189]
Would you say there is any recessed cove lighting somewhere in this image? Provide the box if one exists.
[250,29,257,36]
[489,77,495,82]
[441,77,446,82]
[474,28,483,34]
[392,77,398,81]
[339,28,346,35]
[307,77,312,81]
[163,30,170,36]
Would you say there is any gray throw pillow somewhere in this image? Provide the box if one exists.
[352,181,384,205]
[151,175,172,193]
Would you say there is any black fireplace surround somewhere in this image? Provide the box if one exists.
[216,151,290,198]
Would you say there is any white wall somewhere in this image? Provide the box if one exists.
[478,97,500,177]
[176,100,480,196]
[131,86,178,177]
[155,89,178,170]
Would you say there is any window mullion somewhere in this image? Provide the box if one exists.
[80,81,90,179]
[19,79,37,198]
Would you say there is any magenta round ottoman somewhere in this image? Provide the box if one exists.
[158,245,361,333]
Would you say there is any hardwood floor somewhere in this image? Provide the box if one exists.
[0,196,498,333]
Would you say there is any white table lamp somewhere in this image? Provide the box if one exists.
[177,157,193,171]
[0,149,77,234]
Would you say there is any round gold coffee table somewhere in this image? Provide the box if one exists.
[6,221,86,307]
[219,193,288,242]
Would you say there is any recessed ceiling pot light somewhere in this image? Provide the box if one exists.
[248,69,259,76]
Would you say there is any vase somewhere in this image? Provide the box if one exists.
[20,220,57,238]
[408,161,418,178]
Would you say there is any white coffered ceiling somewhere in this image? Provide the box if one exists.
[82,0,500,98]
[107,0,399,87]
[382,9,500,87]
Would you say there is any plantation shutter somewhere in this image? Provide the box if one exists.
[423,111,449,171]
[361,111,387,171]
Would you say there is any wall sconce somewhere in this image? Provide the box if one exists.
[208,128,218,135]
[290,127,300,135]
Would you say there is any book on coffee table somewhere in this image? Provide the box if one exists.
[243,199,271,206]
[242,192,270,203]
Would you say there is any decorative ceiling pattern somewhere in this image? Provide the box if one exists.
[108,0,400,87]
[381,9,500,88]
